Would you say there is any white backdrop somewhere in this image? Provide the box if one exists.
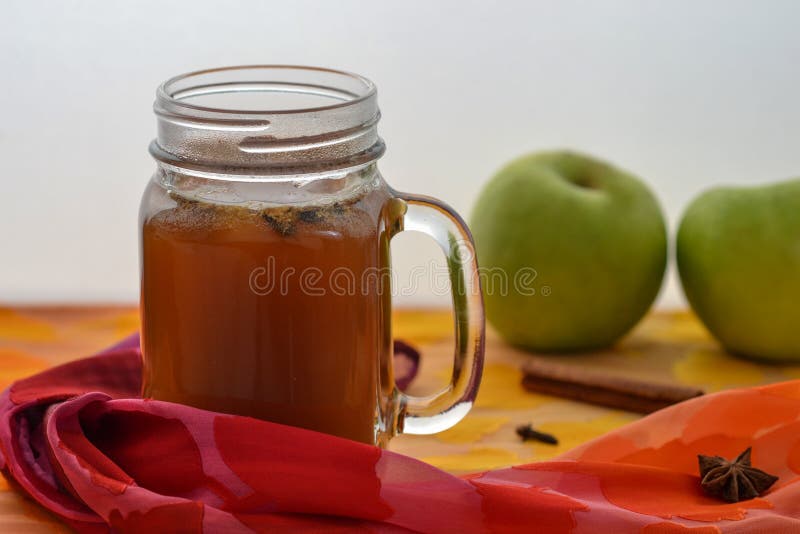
[2,0,799,307]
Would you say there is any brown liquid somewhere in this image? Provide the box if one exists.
[140,178,393,444]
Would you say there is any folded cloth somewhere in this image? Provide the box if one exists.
[1,340,799,533]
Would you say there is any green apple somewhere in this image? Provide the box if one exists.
[677,178,800,361]
[470,150,667,352]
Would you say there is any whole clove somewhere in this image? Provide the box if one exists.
[516,423,558,445]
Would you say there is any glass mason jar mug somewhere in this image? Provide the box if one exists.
[139,66,484,446]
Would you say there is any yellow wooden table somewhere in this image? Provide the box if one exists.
[2,305,800,532]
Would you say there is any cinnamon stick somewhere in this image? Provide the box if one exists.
[521,358,704,414]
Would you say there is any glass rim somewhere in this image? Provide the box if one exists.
[156,65,378,116]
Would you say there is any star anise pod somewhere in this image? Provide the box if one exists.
[698,447,778,503]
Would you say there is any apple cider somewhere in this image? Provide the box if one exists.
[141,65,484,447]
[140,175,393,444]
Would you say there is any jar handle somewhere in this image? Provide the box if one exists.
[391,192,485,434]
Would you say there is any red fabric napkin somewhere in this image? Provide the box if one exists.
[2,340,799,533]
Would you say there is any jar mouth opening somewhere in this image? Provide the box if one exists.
[152,65,383,176]
[157,65,377,117]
